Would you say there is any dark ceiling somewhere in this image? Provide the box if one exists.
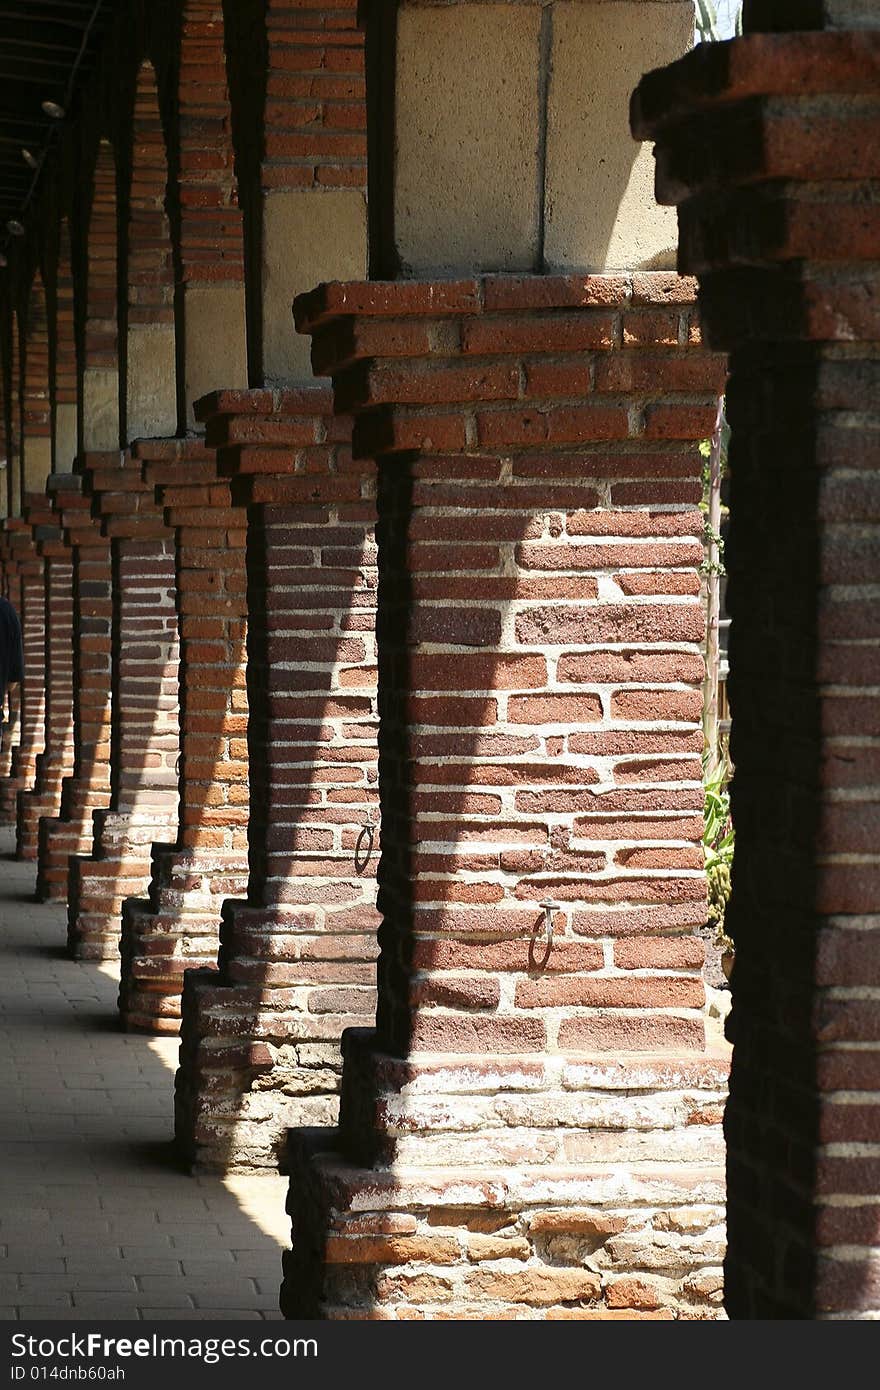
[0,1,117,229]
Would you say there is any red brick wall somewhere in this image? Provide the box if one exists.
[4,514,47,822]
[128,62,175,331]
[0,531,23,794]
[177,0,244,285]
[118,440,249,1032]
[37,483,113,901]
[262,0,366,194]
[280,272,731,1320]
[85,141,119,372]
[22,276,51,448]
[174,387,379,1170]
[634,23,880,1320]
[55,222,78,414]
[17,500,74,862]
[68,453,181,960]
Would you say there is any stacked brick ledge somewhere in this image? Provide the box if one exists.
[633,25,880,1319]
[67,449,183,963]
[279,271,732,1319]
[9,511,50,826]
[16,493,74,864]
[36,475,113,903]
[174,386,380,1171]
[119,438,249,1033]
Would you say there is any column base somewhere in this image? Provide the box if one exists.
[281,1096,728,1321]
[37,780,111,901]
[67,806,177,960]
[17,752,71,862]
[118,846,248,1034]
[174,898,377,1171]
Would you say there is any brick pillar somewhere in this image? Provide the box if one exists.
[118,441,249,1033]
[17,489,74,862]
[174,388,379,1171]
[67,452,181,959]
[633,20,880,1320]
[36,477,113,901]
[278,274,731,1320]
[0,524,25,800]
[3,512,48,824]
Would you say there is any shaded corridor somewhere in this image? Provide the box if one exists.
[0,827,288,1320]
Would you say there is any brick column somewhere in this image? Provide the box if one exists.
[67,452,181,959]
[17,489,74,862]
[3,512,48,825]
[0,524,25,800]
[36,477,113,901]
[279,274,731,1320]
[118,442,249,1033]
[174,388,379,1171]
[633,21,880,1320]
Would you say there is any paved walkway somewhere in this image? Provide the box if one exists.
[0,827,289,1320]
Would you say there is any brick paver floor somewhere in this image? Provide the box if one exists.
[0,827,289,1320]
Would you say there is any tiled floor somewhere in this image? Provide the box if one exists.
[0,826,289,1320]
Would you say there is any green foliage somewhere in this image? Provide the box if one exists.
[703,759,735,952]
[695,0,721,41]
[698,413,729,576]
[695,1,743,42]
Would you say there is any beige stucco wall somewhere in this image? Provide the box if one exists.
[126,324,176,443]
[262,189,367,383]
[394,5,542,274]
[22,435,52,496]
[391,0,693,275]
[53,402,77,473]
[544,1,692,270]
[82,368,120,452]
[184,283,248,422]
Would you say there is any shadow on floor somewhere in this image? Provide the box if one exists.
[0,824,290,1321]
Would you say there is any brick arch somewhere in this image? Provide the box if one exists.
[0,383,7,519]
[20,271,51,496]
[177,1,243,286]
[174,0,247,413]
[81,139,121,453]
[53,221,78,471]
[125,58,176,440]
[7,313,21,515]
[128,60,174,331]
[85,141,119,375]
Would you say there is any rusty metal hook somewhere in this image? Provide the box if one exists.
[529,899,560,971]
[354,822,374,875]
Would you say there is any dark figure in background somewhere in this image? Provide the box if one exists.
[0,596,23,734]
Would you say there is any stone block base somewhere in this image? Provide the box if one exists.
[281,1115,727,1319]
[17,757,68,863]
[37,784,110,901]
[67,808,175,960]
[174,907,377,1172]
[118,847,248,1034]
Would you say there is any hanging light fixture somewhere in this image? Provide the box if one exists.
[21,148,39,170]
[6,220,25,237]
[41,100,66,120]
